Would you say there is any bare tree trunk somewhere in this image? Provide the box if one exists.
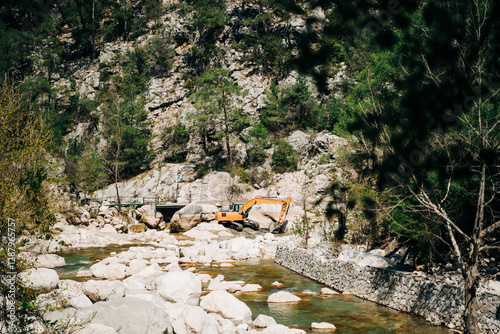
[114,162,122,212]
[463,163,487,334]
[463,259,480,334]
[223,91,231,163]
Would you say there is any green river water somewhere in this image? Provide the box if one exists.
[56,246,456,334]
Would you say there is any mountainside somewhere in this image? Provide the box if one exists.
[19,0,351,214]
[2,2,499,332]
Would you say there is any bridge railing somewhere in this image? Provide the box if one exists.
[83,196,158,208]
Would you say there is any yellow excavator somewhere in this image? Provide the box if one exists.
[215,196,291,233]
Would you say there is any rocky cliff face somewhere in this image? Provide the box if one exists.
[52,0,349,219]
[54,0,335,158]
[93,129,351,218]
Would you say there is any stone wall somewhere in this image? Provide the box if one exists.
[275,245,500,333]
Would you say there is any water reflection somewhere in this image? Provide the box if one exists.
[197,259,456,334]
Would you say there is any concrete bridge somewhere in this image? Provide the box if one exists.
[84,196,187,222]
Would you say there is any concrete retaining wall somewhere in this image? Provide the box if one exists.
[275,245,500,333]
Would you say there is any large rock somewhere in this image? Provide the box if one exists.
[207,280,243,292]
[320,287,338,295]
[19,268,59,292]
[34,254,66,268]
[337,249,394,268]
[126,259,148,276]
[82,280,125,302]
[155,271,202,305]
[184,306,218,334]
[488,280,500,296]
[200,290,252,325]
[261,324,297,333]
[102,263,127,280]
[141,213,163,229]
[170,203,204,232]
[81,297,172,334]
[89,262,107,277]
[267,291,301,303]
[287,130,312,156]
[253,314,277,328]
[240,284,262,292]
[311,322,336,331]
[123,277,148,295]
[313,131,348,158]
[208,313,236,334]
[74,323,117,334]
[67,294,93,309]
[129,266,165,291]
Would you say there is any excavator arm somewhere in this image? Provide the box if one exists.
[239,196,291,232]
[216,196,291,233]
[239,196,290,221]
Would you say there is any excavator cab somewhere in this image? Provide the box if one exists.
[229,203,243,212]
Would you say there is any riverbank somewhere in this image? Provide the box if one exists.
[275,244,500,333]
[10,219,459,333]
[16,224,305,334]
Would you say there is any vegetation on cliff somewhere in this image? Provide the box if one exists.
[0,1,499,332]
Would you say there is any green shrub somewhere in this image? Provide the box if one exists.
[245,123,271,166]
[318,154,332,164]
[261,78,324,134]
[163,123,190,163]
[272,139,298,173]
[234,167,271,187]
[144,34,174,75]
[99,61,112,82]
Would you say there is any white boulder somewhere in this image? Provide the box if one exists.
[67,294,93,309]
[207,280,243,292]
[261,324,295,333]
[311,322,336,331]
[102,263,127,280]
[170,203,205,232]
[184,306,218,334]
[240,284,262,292]
[271,281,284,288]
[267,291,301,303]
[89,262,108,277]
[82,280,125,302]
[19,268,59,292]
[74,323,117,334]
[320,287,339,295]
[126,259,148,276]
[155,271,202,305]
[200,290,252,325]
[34,254,66,268]
[82,297,172,334]
[253,314,277,328]
[488,280,500,296]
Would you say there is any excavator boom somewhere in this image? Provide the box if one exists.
[215,196,291,233]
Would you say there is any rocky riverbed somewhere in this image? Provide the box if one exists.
[13,228,450,334]
[11,203,500,334]
[18,220,310,334]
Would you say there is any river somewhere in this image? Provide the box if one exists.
[56,245,455,333]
